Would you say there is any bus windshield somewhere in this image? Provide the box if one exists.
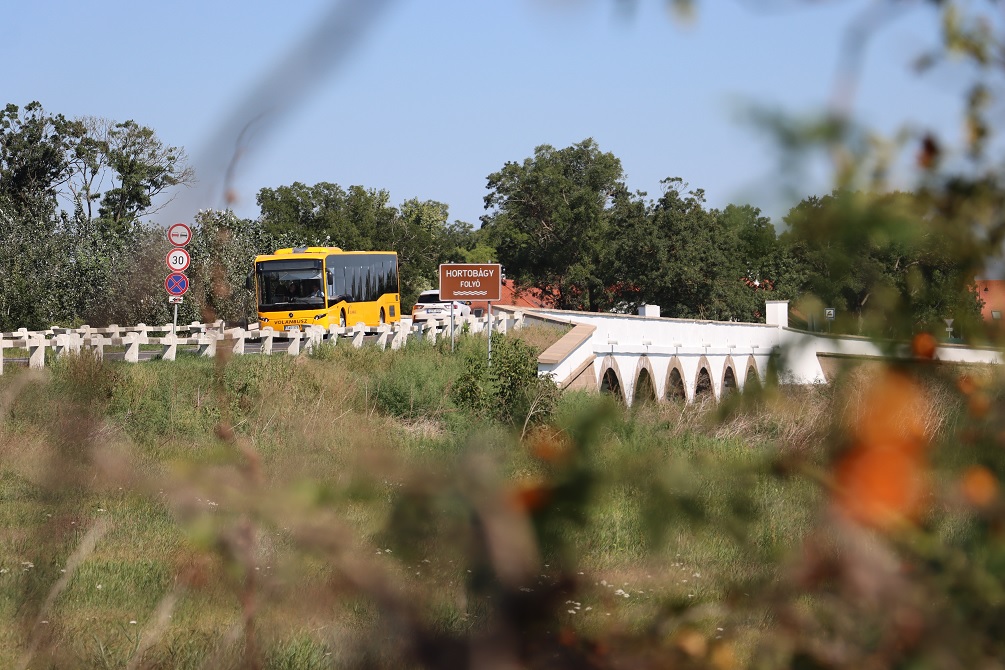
[256,259,325,310]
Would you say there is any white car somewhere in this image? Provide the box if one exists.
[411,290,471,321]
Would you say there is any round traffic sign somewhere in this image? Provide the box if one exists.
[166,247,191,272]
[167,222,192,247]
[165,272,190,296]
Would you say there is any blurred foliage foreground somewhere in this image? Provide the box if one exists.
[0,325,1003,670]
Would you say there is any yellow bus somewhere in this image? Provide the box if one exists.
[249,247,401,330]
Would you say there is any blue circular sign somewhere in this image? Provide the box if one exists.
[165,272,189,296]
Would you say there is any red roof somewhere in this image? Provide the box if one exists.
[975,280,1005,322]
[468,279,557,314]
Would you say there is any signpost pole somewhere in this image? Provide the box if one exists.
[437,262,501,367]
[165,223,192,340]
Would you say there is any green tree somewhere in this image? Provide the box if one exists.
[442,219,497,265]
[0,103,194,329]
[95,120,193,235]
[188,209,274,325]
[384,198,451,308]
[481,138,625,311]
[780,190,984,337]
[257,182,395,249]
[257,182,460,309]
[648,179,748,321]
[0,102,81,206]
[0,103,81,328]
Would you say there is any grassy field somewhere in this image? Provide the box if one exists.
[0,329,999,669]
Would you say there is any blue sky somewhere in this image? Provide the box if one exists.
[3,0,969,228]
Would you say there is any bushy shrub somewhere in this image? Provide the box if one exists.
[451,333,559,430]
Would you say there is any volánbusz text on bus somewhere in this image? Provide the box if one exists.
[248,247,400,330]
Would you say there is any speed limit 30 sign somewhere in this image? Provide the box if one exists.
[166,247,191,272]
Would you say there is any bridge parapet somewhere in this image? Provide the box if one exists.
[517,302,1004,405]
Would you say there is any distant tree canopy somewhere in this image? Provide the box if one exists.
[481,138,625,312]
[0,102,194,330]
[256,182,469,308]
[0,95,992,339]
[480,136,985,335]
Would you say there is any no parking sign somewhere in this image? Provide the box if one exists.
[165,272,189,297]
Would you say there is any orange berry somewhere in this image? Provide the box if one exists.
[674,629,707,658]
[957,374,978,396]
[508,481,552,513]
[961,465,998,508]
[911,332,937,359]
[832,367,931,531]
[834,441,928,531]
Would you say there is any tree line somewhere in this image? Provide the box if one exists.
[0,103,985,339]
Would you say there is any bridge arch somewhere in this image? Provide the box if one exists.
[599,355,626,403]
[632,356,658,405]
[694,355,714,400]
[721,355,738,398]
[743,355,760,392]
[664,358,687,402]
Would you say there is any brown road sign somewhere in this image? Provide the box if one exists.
[439,263,502,301]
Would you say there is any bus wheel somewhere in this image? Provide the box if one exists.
[339,310,346,328]
[379,308,386,325]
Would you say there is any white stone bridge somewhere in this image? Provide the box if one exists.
[507,301,1003,405]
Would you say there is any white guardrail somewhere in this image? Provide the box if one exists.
[0,311,526,373]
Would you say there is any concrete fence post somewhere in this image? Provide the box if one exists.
[198,333,217,358]
[286,330,301,356]
[230,328,246,355]
[352,327,366,348]
[54,334,70,359]
[28,336,46,369]
[161,333,178,361]
[89,336,107,361]
[124,332,140,363]
[387,321,406,350]
[261,328,275,355]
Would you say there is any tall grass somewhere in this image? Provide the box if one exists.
[0,340,999,668]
